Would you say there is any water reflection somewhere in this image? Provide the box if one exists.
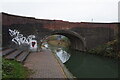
[41,42,71,63]
[41,42,49,49]
[55,48,70,63]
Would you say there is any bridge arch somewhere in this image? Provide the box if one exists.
[41,30,86,51]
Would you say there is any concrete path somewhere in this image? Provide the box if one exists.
[24,49,66,78]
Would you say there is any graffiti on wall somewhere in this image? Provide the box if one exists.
[9,29,37,50]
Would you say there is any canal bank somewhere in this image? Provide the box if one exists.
[51,50,75,78]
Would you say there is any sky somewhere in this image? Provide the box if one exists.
[0,0,120,23]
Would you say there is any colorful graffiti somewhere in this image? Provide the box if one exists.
[9,29,37,50]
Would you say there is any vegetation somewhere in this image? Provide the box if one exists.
[87,39,119,59]
[46,35,70,48]
[48,40,70,47]
[2,58,30,79]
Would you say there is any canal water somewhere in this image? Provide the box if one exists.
[65,49,118,78]
[42,43,119,78]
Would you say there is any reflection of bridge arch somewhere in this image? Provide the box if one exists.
[41,30,86,51]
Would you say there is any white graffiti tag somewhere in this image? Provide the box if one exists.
[9,29,37,46]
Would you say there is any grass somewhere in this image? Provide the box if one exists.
[47,40,70,47]
[2,58,30,79]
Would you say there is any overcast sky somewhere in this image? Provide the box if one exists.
[0,0,120,22]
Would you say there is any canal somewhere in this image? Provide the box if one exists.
[41,35,119,78]
[42,43,118,78]
[65,49,118,78]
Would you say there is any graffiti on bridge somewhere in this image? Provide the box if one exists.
[9,29,37,50]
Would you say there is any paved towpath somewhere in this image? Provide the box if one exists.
[24,49,66,78]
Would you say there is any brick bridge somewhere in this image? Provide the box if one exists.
[1,12,119,51]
